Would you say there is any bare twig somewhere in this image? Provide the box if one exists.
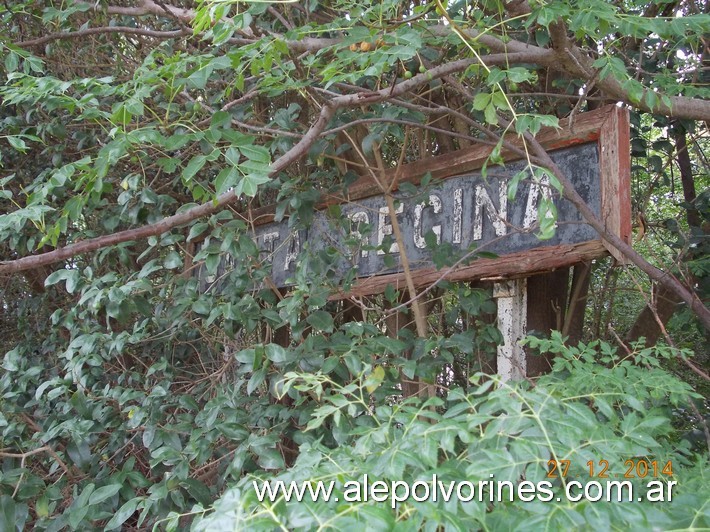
[0,444,72,490]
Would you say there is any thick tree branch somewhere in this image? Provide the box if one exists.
[74,0,198,25]
[548,21,710,121]
[74,0,256,36]
[23,9,707,121]
[0,54,515,275]
[21,2,332,53]
[433,21,710,121]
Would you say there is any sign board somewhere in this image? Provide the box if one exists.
[199,106,630,297]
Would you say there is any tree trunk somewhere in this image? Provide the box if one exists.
[564,262,592,345]
[672,121,701,229]
[525,269,570,376]
[626,285,682,346]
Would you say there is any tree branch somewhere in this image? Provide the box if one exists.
[321,117,486,144]
[1,53,513,275]
[520,124,710,332]
[75,0,198,25]
[15,26,190,48]
[72,0,256,38]
[22,6,710,119]
[548,21,710,121]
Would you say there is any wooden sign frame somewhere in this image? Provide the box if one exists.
[340,105,631,297]
[217,105,630,298]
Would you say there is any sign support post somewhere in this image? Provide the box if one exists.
[493,279,528,381]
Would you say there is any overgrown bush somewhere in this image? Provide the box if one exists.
[2,0,709,530]
[192,334,709,531]
[3,294,708,531]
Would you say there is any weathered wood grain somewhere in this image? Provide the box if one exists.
[331,240,608,299]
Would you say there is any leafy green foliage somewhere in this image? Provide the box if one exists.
[0,0,708,529]
[193,337,708,530]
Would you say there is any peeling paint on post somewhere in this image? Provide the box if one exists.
[493,279,528,381]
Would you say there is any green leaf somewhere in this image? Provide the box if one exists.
[491,91,508,109]
[306,311,334,333]
[535,28,551,46]
[125,98,144,116]
[365,365,385,393]
[472,92,491,111]
[214,167,239,195]
[6,136,27,152]
[384,284,397,304]
[357,505,395,529]
[321,357,339,374]
[88,483,122,506]
[110,104,132,125]
[265,343,290,364]
[402,359,416,379]
[508,170,527,200]
[211,111,231,129]
[44,269,80,293]
[0,496,28,532]
[68,483,95,529]
[645,89,659,110]
[3,348,21,372]
[182,155,208,182]
[484,103,498,125]
[165,511,181,532]
[64,196,84,221]
[105,497,142,530]
[150,445,182,465]
[507,67,534,83]
[486,67,506,85]
[239,144,271,165]
[187,65,211,89]
[256,448,285,469]
[536,198,557,240]
[163,251,182,269]
[236,173,270,197]
[192,298,211,315]
[619,79,644,107]
[4,52,19,73]
[187,222,209,242]
[224,146,240,167]
[180,479,212,506]
[247,367,267,394]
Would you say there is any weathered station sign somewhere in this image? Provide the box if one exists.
[199,106,630,382]
[200,106,630,297]
[252,142,596,287]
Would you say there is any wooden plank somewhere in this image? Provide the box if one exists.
[249,105,621,226]
[248,141,602,287]
[332,240,607,299]
[599,106,632,263]
[494,279,528,381]
[199,106,630,296]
